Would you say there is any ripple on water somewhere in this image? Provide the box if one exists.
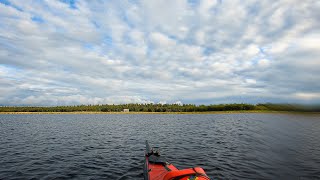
[0,114,320,179]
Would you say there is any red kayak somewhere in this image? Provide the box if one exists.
[144,141,210,180]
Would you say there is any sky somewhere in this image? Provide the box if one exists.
[0,0,320,106]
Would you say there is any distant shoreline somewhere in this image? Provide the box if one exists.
[1,103,319,114]
[1,111,319,114]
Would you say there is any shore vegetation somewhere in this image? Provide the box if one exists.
[0,103,319,113]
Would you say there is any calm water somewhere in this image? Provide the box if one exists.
[0,113,320,179]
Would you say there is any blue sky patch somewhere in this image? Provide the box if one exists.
[0,0,23,11]
[187,0,200,7]
[103,35,113,47]
[0,0,10,5]
[31,16,44,23]
[59,0,77,9]
[203,47,215,56]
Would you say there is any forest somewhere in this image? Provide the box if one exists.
[0,103,319,112]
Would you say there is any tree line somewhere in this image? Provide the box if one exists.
[0,103,319,112]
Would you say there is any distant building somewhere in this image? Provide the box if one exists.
[123,109,129,112]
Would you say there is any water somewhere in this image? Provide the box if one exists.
[0,113,319,179]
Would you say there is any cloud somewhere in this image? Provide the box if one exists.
[149,32,175,47]
[0,0,320,105]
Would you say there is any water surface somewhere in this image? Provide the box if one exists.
[1,113,319,179]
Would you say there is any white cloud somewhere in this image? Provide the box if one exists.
[297,34,320,50]
[158,101,167,105]
[245,44,260,57]
[0,0,319,105]
[257,59,271,68]
[294,93,320,101]
[149,32,175,47]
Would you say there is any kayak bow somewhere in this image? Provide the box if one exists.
[144,141,210,180]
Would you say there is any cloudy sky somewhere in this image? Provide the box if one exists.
[0,0,320,106]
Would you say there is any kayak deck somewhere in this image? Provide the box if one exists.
[146,156,178,179]
[144,141,210,180]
